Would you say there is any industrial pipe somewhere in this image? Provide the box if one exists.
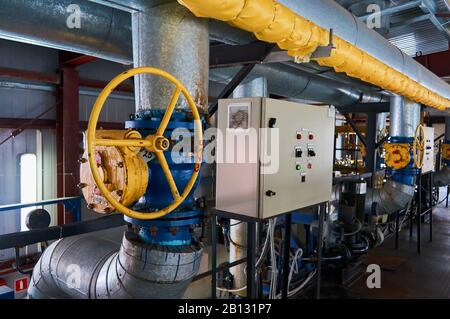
[365,96,420,215]
[132,1,209,111]
[28,233,202,299]
[178,0,450,110]
[211,63,385,106]
[0,0,132,64]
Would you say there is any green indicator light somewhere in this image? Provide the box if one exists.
[296,164,301,171]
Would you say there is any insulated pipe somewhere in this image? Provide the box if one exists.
[211,63,384,106]
[389,96,421,138]
[365,96,420,214]
[132,1,209,111]
[0,0,132,64]
[178,0,450,110]
[228,77,269,292]
[233,77,269,99]
[28,233,203,299]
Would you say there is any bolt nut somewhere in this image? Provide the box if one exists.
[117,162,124,168]
[78,158,87,164]
[77,183,88,189]
[87,203,96,210]
[116,190,123,197]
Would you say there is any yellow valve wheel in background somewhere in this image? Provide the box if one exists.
[384,143,411,170]
[413,124,425,169]
[86,67,203,220]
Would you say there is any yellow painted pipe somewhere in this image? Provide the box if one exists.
[178,0,450,110]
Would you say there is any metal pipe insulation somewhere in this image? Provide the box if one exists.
[28,233,203,299]
[211,63,384,106]
[132,1,209,111]
[389,95,421,138]
[179,0,450,110]
[0,0,132,64]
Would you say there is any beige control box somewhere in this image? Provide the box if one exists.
[215,98,335,219]
[422,126,435,173]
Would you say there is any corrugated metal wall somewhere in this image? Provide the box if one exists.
[0,39,135,260]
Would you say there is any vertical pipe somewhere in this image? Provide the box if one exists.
[229,77,268,293]
[132,1,209,111]
[389,96,421,138]
[233,77,269,99]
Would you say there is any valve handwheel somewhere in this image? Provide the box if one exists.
[413,124,425,169]
[86,67,203,220]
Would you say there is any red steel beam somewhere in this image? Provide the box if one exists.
[0,67,60,85]
[60,52,98,66]
[0,67,133,93]
[415,49,450,77]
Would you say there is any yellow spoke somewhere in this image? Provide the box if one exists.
[156,86,182,136]
[94,138,152,148]
[155,151,180,200]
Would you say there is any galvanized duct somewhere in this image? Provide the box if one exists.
[28,233,202,299]
[233,77,268,99]
[275,0,450,103]
[389,95,421,138]
[0,0,132,64]
[211,63,385,106]
[0,0,387,107]
[132,1,209,110]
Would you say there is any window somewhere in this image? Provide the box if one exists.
[20,153,37,231]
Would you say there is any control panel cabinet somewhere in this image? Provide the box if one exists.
[216,98,335,219]
[422,126,435,173]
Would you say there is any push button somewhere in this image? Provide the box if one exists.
[297,133,302,140]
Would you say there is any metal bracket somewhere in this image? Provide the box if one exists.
[311,29,336,59]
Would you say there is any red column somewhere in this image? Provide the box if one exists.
[57,66,81,224]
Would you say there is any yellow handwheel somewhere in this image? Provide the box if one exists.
[413,124,425,169]
[86,67,203,220]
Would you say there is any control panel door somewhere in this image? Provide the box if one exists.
[260,99,335,219]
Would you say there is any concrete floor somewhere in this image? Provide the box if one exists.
[348,205,450,299]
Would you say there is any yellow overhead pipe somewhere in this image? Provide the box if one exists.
[178,0,450,110]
